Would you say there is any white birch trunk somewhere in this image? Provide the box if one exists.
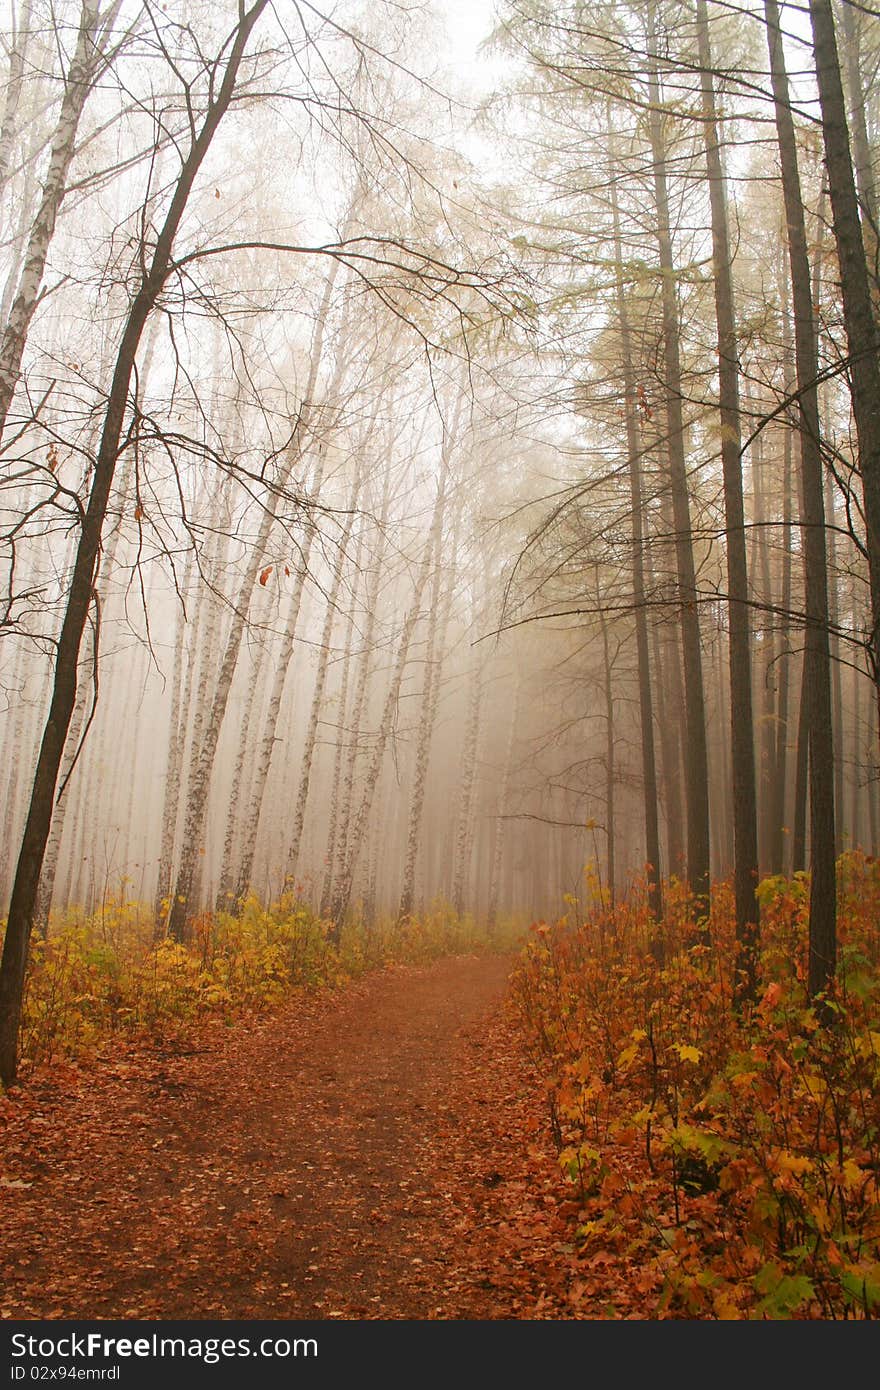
[284,468,362,881]
[33,657,91,927]
[0,0,33,194]
[330,465,393,906]
[319,531,361,915]
[329,472,447,933]
[396,486,451,921]
[154,551,195,921]
[452,653,484,917]
[213,604,270,910]
[0,0,116,437]
[487,678,520,931]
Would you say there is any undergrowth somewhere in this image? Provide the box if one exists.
[510,850,880,1319]
[3,893,521,1076]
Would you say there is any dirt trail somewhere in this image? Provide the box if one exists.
[0,954,574,1319]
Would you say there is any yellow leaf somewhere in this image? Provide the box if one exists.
[731,1071,758,1090]
[713,1290,743,1320]
[840,1159,867,1192]
[802,1073,827,1100]
[673,1044,702,1063]
[777,1150,813,1176]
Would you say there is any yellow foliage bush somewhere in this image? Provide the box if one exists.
[2,890,522,1073]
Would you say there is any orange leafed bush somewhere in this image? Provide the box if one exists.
[510,852,880,1319]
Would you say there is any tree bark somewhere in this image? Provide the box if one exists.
[284,468,362,882]
[0,0,33,195]
[696,0,759,996]
[318,536,360,917]
[397,474,452,922]
[328,459,395,913]
[154,550,200,923]
[646,22,711,918]
[0,0,117,440]
[838,0,878,298]
[767,0,837,996]
[451,646,485,918]
[213,590,271,912]
[610,148,662,916]
[598,597,616,908]
[487,677,520,932]
[808,0,880,704]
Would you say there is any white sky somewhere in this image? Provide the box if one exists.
[437,0,496,61]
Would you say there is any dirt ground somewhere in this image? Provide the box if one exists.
[0,954,578,1319]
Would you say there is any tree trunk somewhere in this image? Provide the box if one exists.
[155,551,199,924]
[451,650,485,918]
[0,0,270,1086]
[808,0,880,705]
[329,472,448,934]
[598,599,616,908]
[851,660,861,849]
[767,0,837,995]
[824,469,845,852]
[697,0,760,996]
[868,678,879,853]
[650,609,685,879]
[230,269,343,903]
[32,646,92,930]
[838,0,879,298]
[712,622,732,879]
[792,654,810,876]
[397,479,452,922]
[213,594,271,912]
[646,21,711,917]
[0,643,42,906]
[487,678,520,932]
[770,305,794,877]
[318,538,360,917]
[0,0,115,440]
[610,148,662,916]
[751,415,777,874]
[166,515,233,931]
[0,0,33,194]
[166,361,340,932]
[284,468,363,882]
[328,460,394,912]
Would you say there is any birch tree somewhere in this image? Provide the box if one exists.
[0,0,125,440]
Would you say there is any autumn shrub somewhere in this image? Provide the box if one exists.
[1,893,346,1069]
[510,855,880,1319]
[353,900,523,966]
[3,890,521,1075]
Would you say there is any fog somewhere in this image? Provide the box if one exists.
[0,0,877,944]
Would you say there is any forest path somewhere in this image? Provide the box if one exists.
[0,954,579,1319]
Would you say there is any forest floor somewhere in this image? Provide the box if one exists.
[0,953,600,1320]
